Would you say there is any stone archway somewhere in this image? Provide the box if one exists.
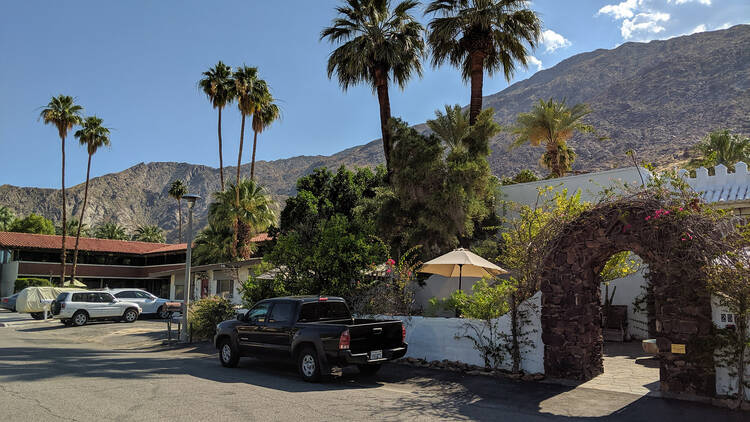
[540,198,716,397]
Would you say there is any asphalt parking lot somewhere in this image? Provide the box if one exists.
[0,310,744,421]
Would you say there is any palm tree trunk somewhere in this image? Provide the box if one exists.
[71,153,92,281]
[469,51,485,126]
[60,135,67,286]
[218,106,225,191]
[250,130,259,180]
[177,198,183,243]
[237,114,246,206]
[374,67,392,180]
[546,142,563,178]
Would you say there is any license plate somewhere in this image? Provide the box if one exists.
[369,350,383,360]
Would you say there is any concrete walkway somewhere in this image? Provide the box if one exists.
[578,341,660,395]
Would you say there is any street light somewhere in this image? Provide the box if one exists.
[181,193,201,342]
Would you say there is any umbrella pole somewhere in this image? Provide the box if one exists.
[456,264,463,318]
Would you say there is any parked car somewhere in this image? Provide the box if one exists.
[108,288,178,319]
[51,290,141,326]
[214,296,407,382]
[1,293,19,312]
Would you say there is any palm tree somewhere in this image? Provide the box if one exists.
[689,129,750,171]
[56,219,89,237]
[233,66,268,204]
[192,224,233,265]
[94,222,129,240]
[250,95,281,180]
[168,180,188,242]
[321,0,425,177]
[0,206,16,231]
[40,95,83,285]
[198,61,235,191]
[71,116,111,281]
[427,104,470,151]
[510,98,593,178]
[133,225,166,243]
[209,179,276,259]
[425,0,541,124]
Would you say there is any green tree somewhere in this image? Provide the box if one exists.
[56,219,89,237]
[0,206,16,231]
[233,66,268,203]
[9,213,55,235]
[426,104,470,152]
[689,129,750,171]
[510,98,594,178]
[322,0,425,177]
[71,116,111,281]
[192,224,233,266]
[250,94,280,180]
[133,225,166,243]
[425,0,541,124]
[40,94,83,285]
[168,180,188,242]
[198,61,235,191]
[208,179,276,259]
[94,222,129,240]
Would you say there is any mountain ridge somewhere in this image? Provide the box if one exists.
[2,25,748,242]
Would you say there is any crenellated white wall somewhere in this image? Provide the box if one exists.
[678,162,750,206]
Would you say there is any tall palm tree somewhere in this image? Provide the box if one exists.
[0,206,16,231]
[198,61,235,191]
[40,95,83,285]
[133,225,166,243]
[192,224,233,266]
[93,222,129,240]
[425,0,541,125]
[510,98,593,178]
[168,180,188,242]
[71,116,111,281]
[209,179,276,259]
[321,0,425,177]
[250,95,281,180]
[689,129,750,171]
[233,66,268,204]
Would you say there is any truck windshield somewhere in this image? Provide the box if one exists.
[298,301,351,322]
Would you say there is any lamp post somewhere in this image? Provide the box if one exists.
[181,193,201,342]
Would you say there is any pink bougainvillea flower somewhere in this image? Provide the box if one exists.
[386,268,392,273]
[645,216,651,221]
[679,207,684,211]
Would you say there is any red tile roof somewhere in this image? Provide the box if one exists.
[250,232,272,243]
[0,232,186,255]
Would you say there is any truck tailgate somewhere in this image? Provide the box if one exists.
[347,319,403,353]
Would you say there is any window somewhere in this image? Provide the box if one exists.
[55,293,68,302]
[268,303,294,324]
[247,302,270,323]
[217,280,234,299]
[115,291,136,299]
[298,303,317,322]
[71,293,86,302]
[320,302,350,320]
[134,291,153,299]
[98,293,115,303]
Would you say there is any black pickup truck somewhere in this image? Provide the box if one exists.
[214,296,407,381]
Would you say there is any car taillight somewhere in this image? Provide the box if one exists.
[339,329,350,350]
[61,302,66,309]
[1,298,6,303]
[401,324,406,343]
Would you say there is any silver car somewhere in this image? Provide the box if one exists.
[51,291,141,327]
[108,289,174,319]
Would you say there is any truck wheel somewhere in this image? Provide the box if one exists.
[357,364,382,376]
[298,346,321,382]
[30,312,44,320]
[218,339,239,368]
[72,311,88,327]
[122,308,139,323]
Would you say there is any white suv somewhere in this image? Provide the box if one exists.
[51,291,141,326]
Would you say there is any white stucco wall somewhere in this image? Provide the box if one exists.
[713,295,750,400]
[375,291,543,374]
[600,267,650,340]
[411,274,482,315]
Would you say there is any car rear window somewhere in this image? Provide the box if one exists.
[298,301,350,322]
[55,293,68,302]
[71,293,87,302]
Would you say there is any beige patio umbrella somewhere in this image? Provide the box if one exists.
[419,248,507,292]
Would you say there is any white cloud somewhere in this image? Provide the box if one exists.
[541,29,571,53]
[669,0,711,5]
[690,23,707,33]
[621,12,670,39]
[527,56,543,71]
[598,0,641,19]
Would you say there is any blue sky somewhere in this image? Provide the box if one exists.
[1,0,748,188]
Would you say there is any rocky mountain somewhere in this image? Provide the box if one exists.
[1,25,748,242]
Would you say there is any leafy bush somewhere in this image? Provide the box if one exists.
[15,277,53,293]
[429,278,512,320]
[188,296,236,340]
[239,262,287,308]
[9,213,55,235]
